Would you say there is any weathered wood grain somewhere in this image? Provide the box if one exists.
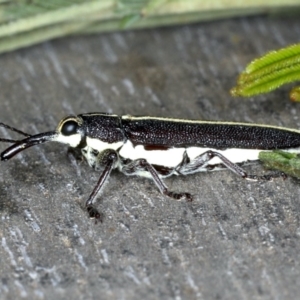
[0,17,299,300]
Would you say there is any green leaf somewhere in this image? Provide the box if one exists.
[0,1,299,54]
[259,150,300,179]
[231,44,300,99]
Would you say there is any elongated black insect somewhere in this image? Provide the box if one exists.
[1,113,299,220]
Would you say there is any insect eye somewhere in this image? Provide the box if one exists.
[61,120,78,136]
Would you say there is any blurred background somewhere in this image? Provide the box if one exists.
[0,1,299,299]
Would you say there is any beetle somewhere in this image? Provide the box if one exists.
[1,112,299,220]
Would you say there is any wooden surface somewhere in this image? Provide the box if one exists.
[0,16,300,300]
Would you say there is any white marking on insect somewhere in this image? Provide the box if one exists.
[187,147,261,166]
[53,133,81,148]
[119,141,185,168]
[86,137,123,153]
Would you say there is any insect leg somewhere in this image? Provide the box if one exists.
[178,150,285,181]
[85,149,118,220]
[121,159,193,201]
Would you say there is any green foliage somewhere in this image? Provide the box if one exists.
[231,44,300,101]
[0,1,86,23]
[0,0,298,54]
[259,150,300,179]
